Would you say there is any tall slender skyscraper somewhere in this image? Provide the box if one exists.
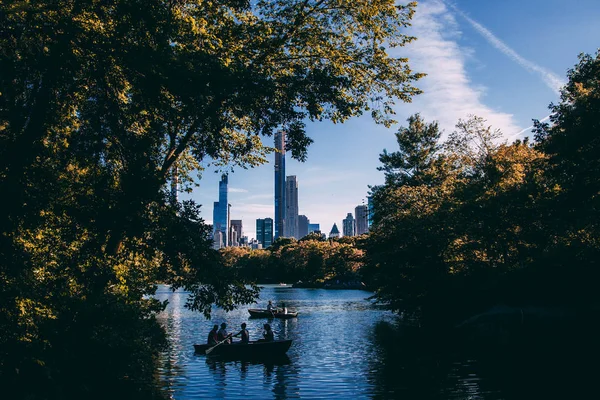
[212,174,229,248]
[284,175,298,238]
[355,204,369,235]
[343,213,355,236]
[274,131,286,240]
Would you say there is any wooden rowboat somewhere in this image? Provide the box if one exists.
[194,339,292,358]
[248,308,298,319]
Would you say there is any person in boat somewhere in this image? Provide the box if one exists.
[280,302,288,314]
[217,322,232,344]
[263,323,274,342]
[267,300,274,312]
[207,324,219,346]
[232,322,250,344]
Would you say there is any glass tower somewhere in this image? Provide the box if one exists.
[256,218,274,248]
[274,131,286,240]
[213,174,229,247]
[284,175,298,238]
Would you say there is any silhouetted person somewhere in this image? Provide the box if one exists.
[263,323,274,342]
[207,324,219,345]
[217,322,231,344]
[233,322,250,344]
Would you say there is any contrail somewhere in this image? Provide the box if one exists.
[508,115,551,139]
[446,2,565,94]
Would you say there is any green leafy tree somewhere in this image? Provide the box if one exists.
[299,232,326,242]
[534,51,600,225]
[529,50,600,304]
[377,113,442,187]
[365,115,548,325]
[0,0,423,397]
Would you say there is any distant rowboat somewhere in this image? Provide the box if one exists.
[248,308,298,319]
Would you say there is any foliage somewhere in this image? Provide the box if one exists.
[365,115,550,326]
[0,0,422,397]
[366,51,600,327]
[376,113,442,187]
[225,238,365,285]
[299,232,326,242]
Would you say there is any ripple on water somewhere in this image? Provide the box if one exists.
[156,285,508,399]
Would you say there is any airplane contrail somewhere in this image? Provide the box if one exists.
[508,115,551,139]
[446,2,565,94]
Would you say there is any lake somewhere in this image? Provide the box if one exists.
[155,284,597,399]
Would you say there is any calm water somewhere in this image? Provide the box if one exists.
[155,285,596,399]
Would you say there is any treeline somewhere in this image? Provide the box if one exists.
[364,51,600,328]
[220,234,366,286]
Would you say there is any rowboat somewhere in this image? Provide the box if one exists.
[248,308,298,319]
[194,339,293,358]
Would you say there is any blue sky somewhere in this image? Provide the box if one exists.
[184,0,600,240]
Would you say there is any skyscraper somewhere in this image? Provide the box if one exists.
[230,220,243,247]
[343,213,355,236]
[298,215,309,238]
[329,223,340,239]
[274,131,286,240]
[284,175,299,238]
[308,223,320,234]
[355,204,369,235]
[212,174,229,248]
[256,218,274,248]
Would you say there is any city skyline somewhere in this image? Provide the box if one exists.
[185,0,599,240]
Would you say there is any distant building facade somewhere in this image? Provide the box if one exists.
[298,215,309,238]
[256,217,274,248]
[212,174,229,248]
[213,230,223,250]
[230,220,243,247]
[329,223,340,239]
[274,131,286,240]
[342,213,355,236]
[367,195,374,228]
[308,223,320,234]
[355,204,369,235]
[284,175,299,238]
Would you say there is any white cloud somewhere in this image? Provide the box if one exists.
[445,1,566,95]
[395,0,522,138]
[229,187,249,193]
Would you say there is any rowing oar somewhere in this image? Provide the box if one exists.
[205,335,231,355]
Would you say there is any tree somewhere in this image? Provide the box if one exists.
[377,113,442,187]
[299,232,326,242]
[365,115,548,326]
[0,1,423,397]
[530,50,600,304]
[534,50,600,226]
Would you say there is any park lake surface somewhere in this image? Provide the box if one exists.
[156,284,597,399]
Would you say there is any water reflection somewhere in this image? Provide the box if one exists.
[202,356,299,399]
[156,285,599,399]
